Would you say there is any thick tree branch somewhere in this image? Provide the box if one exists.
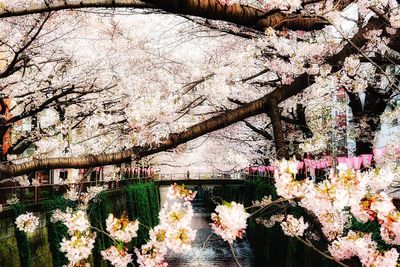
[0,93,272,178]
[243,120,273,140]
[0,0,328,31]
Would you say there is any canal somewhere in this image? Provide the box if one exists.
[159,186,254,267]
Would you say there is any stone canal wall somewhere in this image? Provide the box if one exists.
[0,182,159,267]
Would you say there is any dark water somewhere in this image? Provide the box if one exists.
[160,187,254,267]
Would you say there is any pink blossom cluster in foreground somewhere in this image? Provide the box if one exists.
[134,184,197,266]
[211,201,250,243]
[270,159,400,266]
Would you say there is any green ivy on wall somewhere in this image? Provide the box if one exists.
[11,203,33,267]
[42,196,76,267]
[3,182,161,267]
[125,183,153,245]
[87,191,111,267]
[146,182,160,227]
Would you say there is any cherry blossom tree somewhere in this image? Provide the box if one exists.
[1,2,400,266]
[0,0,398,178]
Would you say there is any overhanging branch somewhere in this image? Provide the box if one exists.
[0,0,328,31]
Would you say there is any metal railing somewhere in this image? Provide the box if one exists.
[0,176,153,206]
[154,172,272,181]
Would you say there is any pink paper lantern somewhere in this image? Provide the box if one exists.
[361,154,373,167]
[267,166,275,173]
[337,156,347,165]
[316,161,322,169]
[346,157,354,169]
[322,160,328,168]
[325,156,333,167]
[353,156,362,170]
[310,160,317,170]
[297,162,304,170]
[258,166,266,173]
[304,159,310,167]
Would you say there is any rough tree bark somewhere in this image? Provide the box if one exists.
[267,101,288,159]
[0,0,328,30]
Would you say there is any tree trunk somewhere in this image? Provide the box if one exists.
[268,102,288,159]
[0,99,9,162]
[347,88,389,155]
[355,140,373,155]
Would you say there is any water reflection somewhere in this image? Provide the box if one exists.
[159,186,254,267]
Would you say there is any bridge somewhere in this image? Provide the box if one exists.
[154,172,270,186]
[0,172,270,205]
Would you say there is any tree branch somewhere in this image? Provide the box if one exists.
[0,0,328,31]
[243,120,273,140]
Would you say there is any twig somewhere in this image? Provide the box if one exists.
[228,241,242,267]
[295,236,349,267]
[202,233,215,250]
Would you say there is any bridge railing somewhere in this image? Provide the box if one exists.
[154,172,272,181]
[0,176,153,206]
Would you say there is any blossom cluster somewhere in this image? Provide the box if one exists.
[135,242,168,267]
[211,201,250,243]
[280,215,308,237]
[50,183,105,266]
[105,214,139,243]
[15,212,39,234]
[273,159,400,266]
[167,183,197,202]
[101,245,133,267]
[64,210,91,234]
[52,207,96,265]
[135,185,197,266]
[251,195,272,207]
[328,231,399,266]
[6,194,19,205]
[60,231,97,264]
[63,185,105,209]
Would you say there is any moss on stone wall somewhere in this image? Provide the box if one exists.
[0,182,161,267]
[125,182,159,245]
[11,203,33,267]
[0,217,21,267]
[42,196,75,267]
[88,191,111,267]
